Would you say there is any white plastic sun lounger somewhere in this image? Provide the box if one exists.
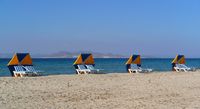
[128,64,142,73]
[128,64,153,73]
[85,65,100,73]
[174,64,193,72]
[76,65,91,74]
[13,66,33,77]
[23,66,42,75]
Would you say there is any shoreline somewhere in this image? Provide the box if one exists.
[1,70,199,78]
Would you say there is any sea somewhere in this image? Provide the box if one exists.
[1,58,200,77]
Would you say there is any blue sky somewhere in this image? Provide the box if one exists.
[0,0,200,57]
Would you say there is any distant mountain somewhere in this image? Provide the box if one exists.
[43,51,126,58]
[0,51,126,58]
[0,52,170,58]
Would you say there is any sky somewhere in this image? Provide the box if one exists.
[0,0,200,57]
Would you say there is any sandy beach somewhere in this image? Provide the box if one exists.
[1,71,200,109]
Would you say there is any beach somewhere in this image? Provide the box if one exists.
[1,71,200,109]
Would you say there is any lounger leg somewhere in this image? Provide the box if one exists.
[14,74,17,77]
[128,69,132,73]
[20,74,23,77]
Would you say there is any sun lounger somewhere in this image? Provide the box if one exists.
[128,64,153,73]
[76,65,91,74]
[85,65,100,73]
[23,66,42,75]
[128,64,142,73]
[13,66,34,77]
[174,64,194,72]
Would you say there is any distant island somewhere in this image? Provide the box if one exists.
[0,51,126,58]
[0,51,159,58]
[40,51,126,58]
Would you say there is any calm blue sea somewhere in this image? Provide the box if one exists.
[1,58,200,77]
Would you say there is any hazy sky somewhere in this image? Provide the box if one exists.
[1,0,200,57]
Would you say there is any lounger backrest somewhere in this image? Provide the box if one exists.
[176,64,187,68]
[86,65,95,70]
[24,66,36,72]
[14,66,25,71]
[78,65,87,70]
[175,64,180,68]
[130,64,139,69]
[179,64,188,68]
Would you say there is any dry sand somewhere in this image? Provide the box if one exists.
[1,71,200,109]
